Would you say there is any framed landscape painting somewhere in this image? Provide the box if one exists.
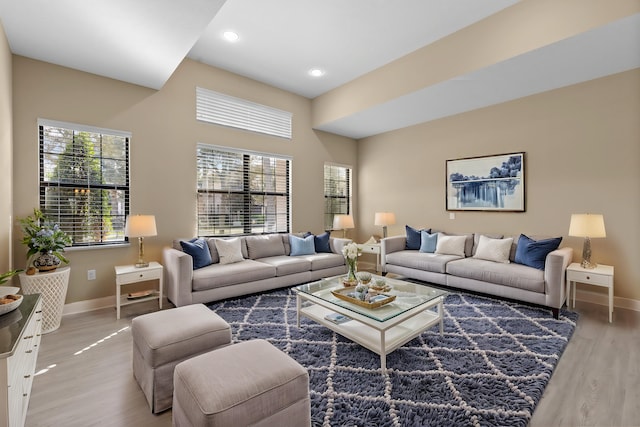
[446,152,525,212]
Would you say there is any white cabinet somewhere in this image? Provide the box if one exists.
[0,294,43,427]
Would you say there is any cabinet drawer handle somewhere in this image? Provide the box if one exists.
[23,335,33,340]
[24,375,31,379]
[23,393,28,397]
[139,274,144,277]
[25,350,32,354]
[586,276,590,280]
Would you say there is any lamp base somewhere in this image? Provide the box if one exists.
[135,261,149,268]
[580,237,597,269]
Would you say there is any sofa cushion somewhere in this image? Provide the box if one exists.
[419,230,438,253]
[180,238,213,269]
[289,234,316,256]
[473,235,513,264]
[435,234,467,257]
[514,234,562,270]
[385,251,461,274]
[258,255,311,276]
[446,258,545,293]
[206,239,220,264]
[302,253,345,270]
[245,235,286,260]
[314,232,332,253]
[215,238,245,265]
[472,233,503,255]
[405,225,430,250]
[192,260,276,291]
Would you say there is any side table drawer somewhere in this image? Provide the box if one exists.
[358,244,380,254]
[117,268,162,285]
[568,270,612,286]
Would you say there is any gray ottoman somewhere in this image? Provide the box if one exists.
[173,339,311,427]
[132,304,231,413]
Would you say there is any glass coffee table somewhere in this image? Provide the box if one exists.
[295,274,447,372]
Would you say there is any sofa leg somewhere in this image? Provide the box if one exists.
[551,307,559,319]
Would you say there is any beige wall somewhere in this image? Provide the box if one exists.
[11,56,357,304]
[357,69,640,302]
[0,22,12,276]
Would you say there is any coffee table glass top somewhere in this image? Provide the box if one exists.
[296,275,447,322]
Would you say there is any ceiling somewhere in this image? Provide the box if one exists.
[1,0,639,139]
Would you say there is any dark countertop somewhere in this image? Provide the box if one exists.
[0,293,41,358]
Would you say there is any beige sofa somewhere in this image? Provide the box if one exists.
[163,234,349,307]
[381,232,573,318]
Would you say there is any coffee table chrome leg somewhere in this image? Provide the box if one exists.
[296,294,301,328]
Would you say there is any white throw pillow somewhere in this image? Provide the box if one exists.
[214,238,244,265]
[473,235,513,264]
[435,234,467,257]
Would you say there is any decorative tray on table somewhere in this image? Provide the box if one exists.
[331,287,396,309]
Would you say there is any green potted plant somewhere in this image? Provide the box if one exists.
[19,209,72,272]
[0,269,22,285]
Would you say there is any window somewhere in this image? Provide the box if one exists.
[196,87,292,139]
[324,163,352,231]
[38,119,130,247]
[197,143,290,236]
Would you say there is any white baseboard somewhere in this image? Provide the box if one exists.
[63,296,114,316]
[61,281,640,317]
[574,288,640,312]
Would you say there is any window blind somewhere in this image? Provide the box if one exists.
[323,164,352,231]
[197,143,291,236]
[196,87,292,139]
[38,119,130,247]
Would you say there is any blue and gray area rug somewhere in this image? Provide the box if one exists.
[208,288,578,427]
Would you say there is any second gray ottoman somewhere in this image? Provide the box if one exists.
[173,339,311,427]
[132,304,231,413]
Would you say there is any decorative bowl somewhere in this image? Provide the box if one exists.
[0,294,23,316]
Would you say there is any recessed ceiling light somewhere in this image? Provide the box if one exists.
[309,68,325,77]
[223,31,239,42]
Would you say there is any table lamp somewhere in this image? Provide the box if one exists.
[568,213,606,269]
[333,214,354,238]
[125,215,157,268]
[374,212,396,239]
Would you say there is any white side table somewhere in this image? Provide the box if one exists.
[115,261,163,320]
[358,243,381,272]
[566,262,614,322]
[19,266,70,333]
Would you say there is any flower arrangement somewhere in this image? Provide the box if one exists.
[341,242,361,283]
[19,209,72,267]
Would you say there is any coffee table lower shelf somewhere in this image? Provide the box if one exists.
[297,300,443,372]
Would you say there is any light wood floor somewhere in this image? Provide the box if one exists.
[25,297,639,427]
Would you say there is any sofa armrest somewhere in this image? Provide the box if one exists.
[380,236,406,272]
[163,247,194,307]
[330,237,351,258]
[544,247,574,309]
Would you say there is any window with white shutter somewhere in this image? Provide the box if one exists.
[324,163,352,231]
[38,119,130,247]
[196,87,292,139]
[197,143,291,236]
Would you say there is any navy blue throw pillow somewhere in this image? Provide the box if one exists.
[514,234,562,270]
[180,238,213,269]
[406,225,431,250]
[314,232,332,253]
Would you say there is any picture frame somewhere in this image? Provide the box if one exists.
[446,152,525,212]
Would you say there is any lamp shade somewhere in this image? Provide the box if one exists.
[374,212,396,227]
[125,215,157,238]
[568,214,606,238]
[333,214,354,230]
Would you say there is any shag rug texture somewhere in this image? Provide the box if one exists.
[207,287,578,427]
